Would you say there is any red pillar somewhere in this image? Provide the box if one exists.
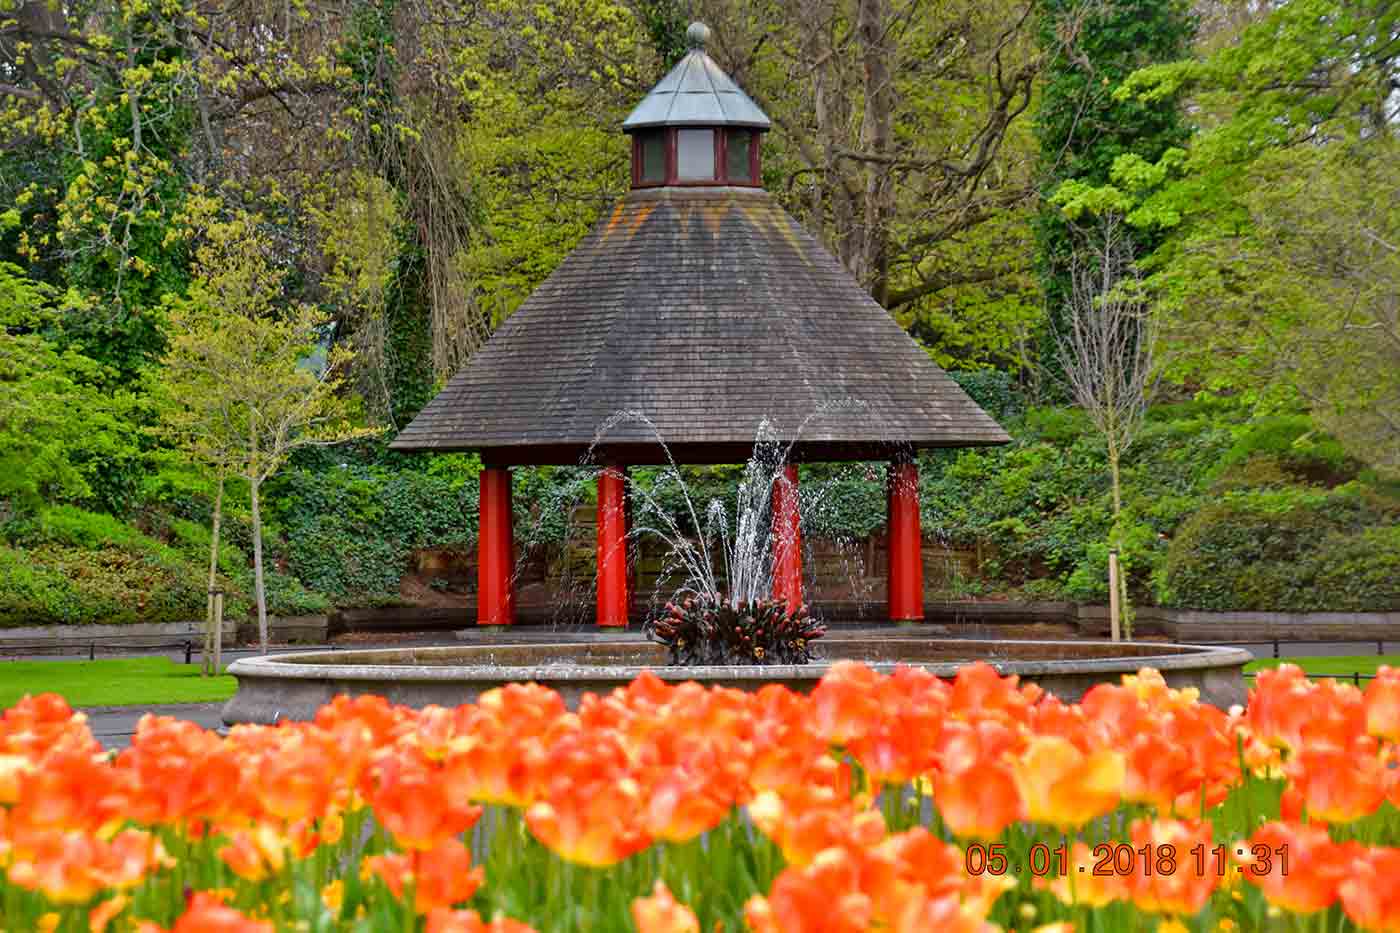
[772,464,803,611]
[887,460,924,622]
[596,464,629,627]
[478,466,515,626]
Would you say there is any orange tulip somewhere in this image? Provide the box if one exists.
[218,826,289,883]
[425,909,539,933]
[114,716,242,827]
[1035,842,1129,908]
[525,784,650,867]
[875,828,1010,917]
[365,747,483,850]
[137,892,273,933]
[1284,738,1387,823]
[1240,822,1361,914]
[1340,847,1400,932]
[1366,667,1400,742]
[253,730,341,825]
[949,661,1042,725]
[844,666,949,786]
[888,892,1000,933]
[641,764,734,844]
[1247,666,1365,753]
[1123,819,1218,916]
[744,847,876,933]
[363,841,484,914]
[631,880,700,933]
[926,719,1024,839]
[0,694,101,762]
[1012,735,1124,828]
[5,827,167,904]
[809,661,884,746]
[747,788,884,867]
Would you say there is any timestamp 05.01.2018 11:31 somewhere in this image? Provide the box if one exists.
[963,841,1290,878]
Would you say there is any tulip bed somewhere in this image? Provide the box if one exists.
[5,662,1400,932]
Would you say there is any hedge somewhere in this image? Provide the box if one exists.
[1159,487,1400,612]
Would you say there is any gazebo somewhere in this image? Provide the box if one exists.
[391,23,1009,627]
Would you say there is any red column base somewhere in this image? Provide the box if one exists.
[887,460,923,622]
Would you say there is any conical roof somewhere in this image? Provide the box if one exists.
[621,23,771,131]
[391,186,1010,464]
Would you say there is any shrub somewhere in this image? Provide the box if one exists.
[1159,488,1400,611]
[7,503,180,556]
[0,543,206,626]
[267,461,477,602]
[949,370,1026,423]
[1212,414,1360,486]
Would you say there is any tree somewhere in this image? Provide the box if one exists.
[159,216,365,656]
[740,0,1043,305]
[1033,0,1194,373]
[1053,212,1156,638]
[0,211,138,517]
[1054,0,1400,471]
[1171,141,1400,478]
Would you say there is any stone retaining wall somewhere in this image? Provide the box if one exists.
[0,620,236,656]
[0,617,329,653]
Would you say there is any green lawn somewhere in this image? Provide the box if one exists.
[0,657,237,708]
[1246,655,1400,681]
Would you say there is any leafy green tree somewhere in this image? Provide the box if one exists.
[1033,0,1194,362]
[1052,0,1400,474]
[0,213,138,514]
[158,215,366,654]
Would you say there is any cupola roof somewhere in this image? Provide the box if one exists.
[621,23,771,132]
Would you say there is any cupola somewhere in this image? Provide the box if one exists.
[622,22,771,188]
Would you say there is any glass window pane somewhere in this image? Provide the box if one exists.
[726,130,752,182]
[640,132,665,183]
[676,128,715,180]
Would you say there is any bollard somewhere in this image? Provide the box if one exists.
[184,640,193,664]
[89,642,95,661]
[1272,639,1280,659]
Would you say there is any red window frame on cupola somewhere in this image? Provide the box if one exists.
[630,127,762,189]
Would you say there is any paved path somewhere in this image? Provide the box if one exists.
[82,702,227,750]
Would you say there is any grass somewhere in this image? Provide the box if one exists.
[1246,654,1400,681]
[0,657,237,708]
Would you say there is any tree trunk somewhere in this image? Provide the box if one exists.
[800,0,858,268]
[1107,444,1132,638]
[856,0,895,303]
[203,469,225,675]
[251,477,269,655]
[213,590,224,677]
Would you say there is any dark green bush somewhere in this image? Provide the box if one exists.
[949,370,1026,424]
[1212,415,1360,487]
[266,459,478,602]
[1159,488,1400,611]
[0,543,206,626]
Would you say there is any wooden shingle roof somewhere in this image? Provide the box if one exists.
[391,186,1010,465]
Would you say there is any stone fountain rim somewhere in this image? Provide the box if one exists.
[226,639,1253,684]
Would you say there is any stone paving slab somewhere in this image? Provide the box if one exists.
[81,703,226,751]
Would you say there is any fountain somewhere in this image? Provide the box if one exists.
[221,25,1248,725]
[223,427,1249,724]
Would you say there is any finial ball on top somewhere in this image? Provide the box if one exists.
[686,21,711,49]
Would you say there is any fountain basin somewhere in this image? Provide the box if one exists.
[221,636,1251,725]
